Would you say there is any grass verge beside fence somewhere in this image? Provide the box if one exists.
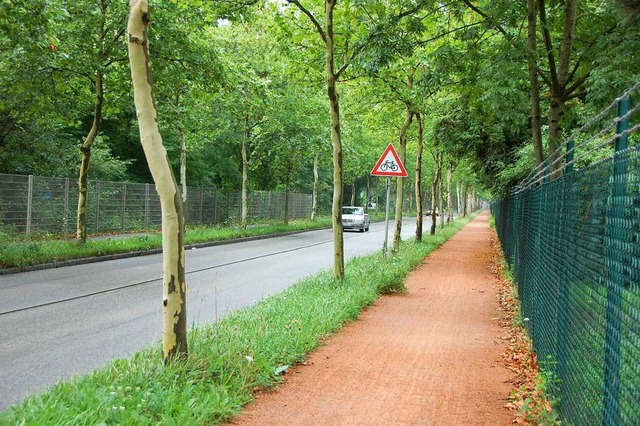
[0,215,473,425]
[0,218,332,270]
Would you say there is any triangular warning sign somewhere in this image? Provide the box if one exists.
[371,144,408,177]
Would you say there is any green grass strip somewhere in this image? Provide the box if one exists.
[0,215,473,425]
[0,218,332,270]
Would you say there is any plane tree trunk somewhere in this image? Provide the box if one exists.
[393,105,414,253]
[241,112,250,229]
[430,153,442,235]
[446,162,454,223]
[311,153,318,220]
[414,113,424,242]
[76,72,103,244]
[325,0,345,279]
[128,0,187,362]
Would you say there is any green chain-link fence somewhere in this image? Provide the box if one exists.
[493,86,639,425]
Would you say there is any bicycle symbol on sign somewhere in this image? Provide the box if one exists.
[380,160,398,172]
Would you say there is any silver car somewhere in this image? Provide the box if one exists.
[341,206,370,232]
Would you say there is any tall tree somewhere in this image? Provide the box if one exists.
[128,0,187,362]
[414,112,424,241]
[61,0,129,243]
[462,0,628,179]
[393,81,414,252]
[282,0,429,279]
[284,0,346,279]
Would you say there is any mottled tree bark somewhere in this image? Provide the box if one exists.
[284,156,291,225]
[350,181,356,205]
[414,113,424,242]
[128,0,187,362]
[463,183,469,216]
[240,112,250,229]
[325,0,345,279]
[179,126,187,204]
[457,181,462,216]
[365,175,370,213]
[430,153,442,235]
[446,162,454,223]
[311,153,318,220]
[76,72,103,244]
[174,93,187,205]
[393,105,414,253]
[438,172,444,229]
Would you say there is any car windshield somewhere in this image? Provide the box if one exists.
[342,207,363,215]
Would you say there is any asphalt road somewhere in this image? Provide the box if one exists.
[0,218,418,411]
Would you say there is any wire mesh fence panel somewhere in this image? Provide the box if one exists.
[492,141,640,425]
[0,174,31,234]
[0,175,74,235]
[200,187,220,226]
[270,192,285,221]
[290,193,312,219]
[123,183,149,231]
[92,181,124,234]
[227,192,241,224]
[183,187,204,225]
[30,176,70,234]
[249,191,267,221]
[0,174,312,236]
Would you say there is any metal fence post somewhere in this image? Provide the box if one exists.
[144,183,150,228]
[213,188,217,224]
[95,180,101,233]
[199,187,204,225]
[26,175,34,235]
[121,182,127,232]
[565,139,574,175]
[63,177,70,234]
[603,97,630,426]
[543,160,550,184]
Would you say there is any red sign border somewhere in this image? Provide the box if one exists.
[370,144,408,177]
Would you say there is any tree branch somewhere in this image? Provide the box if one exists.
[564,58,581,89]
[557,0,577,85]
[460,0,512,40]
[536,66,553,88]
[415,22,483,47]
[538,0,559,91]
[563,72,590,99]
[565,90,585,101]
[336,42,366,78]
[396,0,430,20]
[104,56,130,67]
[286,0,327,45]
[334,1,433,79]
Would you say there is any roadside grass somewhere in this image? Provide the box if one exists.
[0,217,332,270]
[0,215,473,425]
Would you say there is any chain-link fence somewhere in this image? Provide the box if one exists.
[0,174,312,236]
[492,86,639,425]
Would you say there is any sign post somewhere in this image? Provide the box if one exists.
[383,176,391,256]
[371,144,408,257]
